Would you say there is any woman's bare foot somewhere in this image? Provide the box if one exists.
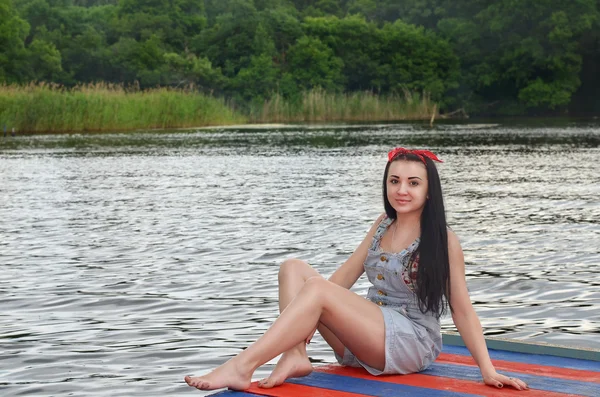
[184,358,252,391]
[257,348,313,389]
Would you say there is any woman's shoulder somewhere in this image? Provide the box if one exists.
[375,213,393,228]
[365,213,388,237]
[446,226,458,239]
[446,227,463,253]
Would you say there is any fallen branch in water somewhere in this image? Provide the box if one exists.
[441,107,469,119]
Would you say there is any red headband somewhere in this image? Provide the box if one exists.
[387,147,443,164]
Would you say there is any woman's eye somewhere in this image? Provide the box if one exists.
[390,179,398,184]
[410,181,419,186]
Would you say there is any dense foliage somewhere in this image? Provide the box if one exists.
[1,0,599,115]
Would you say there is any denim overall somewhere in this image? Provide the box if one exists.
[335,216,443,375]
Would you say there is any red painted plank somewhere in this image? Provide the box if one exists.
[245,381,370,397]
[436,352,600,383]
[316,365,582,397]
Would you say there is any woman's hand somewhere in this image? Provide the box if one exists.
[483,370,528,390]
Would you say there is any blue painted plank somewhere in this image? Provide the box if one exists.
[442,345,600,372]
[208,391,263,397]
[443,334,600,362]
[424,363,600,397]
[288,371,483,397]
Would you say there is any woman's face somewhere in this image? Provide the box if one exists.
[386,160,429,215]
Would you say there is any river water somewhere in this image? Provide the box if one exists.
[1,121,599,396]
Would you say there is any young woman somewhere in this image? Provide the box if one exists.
[184,147,528,391]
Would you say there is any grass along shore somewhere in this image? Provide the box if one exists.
[0,84,439,133]
[250,88,437,123]
[0,83,245,133]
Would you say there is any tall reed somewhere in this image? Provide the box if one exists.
[0,83,245,133]
[248,88,437,123]
[0,84,439,133]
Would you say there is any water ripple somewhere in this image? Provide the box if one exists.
[1,122,599,396]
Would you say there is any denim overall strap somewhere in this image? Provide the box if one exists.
[370,215,393,250]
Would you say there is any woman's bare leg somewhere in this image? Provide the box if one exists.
[276,259,357,353]
[184,276,385,391]
[259,259,339,388]
[273,260,363,367]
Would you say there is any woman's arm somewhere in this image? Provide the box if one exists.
[304,214,385,344]
[328,213,386,289]
[448,230,528,391]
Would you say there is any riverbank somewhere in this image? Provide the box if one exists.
[0,84,438,134]
[0,83,245,134]
[247,89,437,123]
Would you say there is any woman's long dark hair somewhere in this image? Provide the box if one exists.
[382,153,451,318]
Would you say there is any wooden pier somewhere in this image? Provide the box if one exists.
[208,333,600,396]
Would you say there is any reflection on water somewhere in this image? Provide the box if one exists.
[1,121,599,396]
[2,121,600,153]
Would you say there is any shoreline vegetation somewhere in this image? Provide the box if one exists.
[0,83,244,134]
[2,1,599,122]
[0,84,441,134]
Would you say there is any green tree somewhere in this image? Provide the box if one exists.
[163,52,224,89]
[109,34,165,85]
[433,0,598,113]
[192,0,260,77]
[286,35,344,91]
[571,4,600,115]
[0,0,30,82]
[3,0,598,115]
[230,53,280,102]
[26,38,62,80]
[346,0,377,20]
[261,7,303,62]
[0,0,61,82]
[481,1,595,111]
[303,15,459,103]
[381,20,459,103]
[117,0,206,51]
[303,15,384,91]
